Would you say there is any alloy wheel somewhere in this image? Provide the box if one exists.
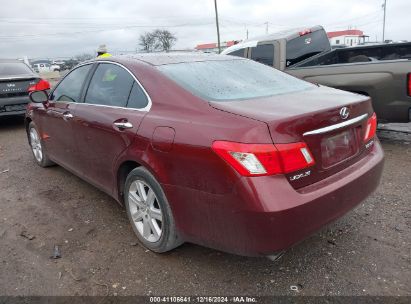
[30,128,43,162]
[128,180,163,242]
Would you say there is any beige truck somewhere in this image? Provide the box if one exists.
[222,26,411,123]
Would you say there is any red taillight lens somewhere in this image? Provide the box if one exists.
[276,142,315,173]
[407,73,411,96]
[364,112,377,142]
[28,79,50,92]
[212,141,315,177]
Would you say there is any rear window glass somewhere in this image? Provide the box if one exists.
[286,30,330,67]
[0,62,33,77]
[158,59,313,102]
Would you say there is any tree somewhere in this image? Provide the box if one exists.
[153,29,177,52]
[138,29,177,52]
[139,32,156,52]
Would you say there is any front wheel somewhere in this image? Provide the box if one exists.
[28,122,54,167]
[125,167,182,253]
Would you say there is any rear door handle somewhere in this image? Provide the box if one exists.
[114,121,133,129]
[62,112,74,121]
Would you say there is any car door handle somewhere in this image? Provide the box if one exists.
[114,122,133,129]
[63,112,74,120]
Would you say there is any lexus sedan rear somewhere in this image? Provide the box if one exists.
[25,54,384,257]
[0,59,49,117]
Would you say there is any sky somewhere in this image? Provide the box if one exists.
[0,0,409,59]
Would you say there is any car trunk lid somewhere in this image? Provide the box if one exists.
[0,76,38,98]
[210,86,375,188]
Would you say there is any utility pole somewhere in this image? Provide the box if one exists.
[244,24,249,40]
[214,0,221,53]
[264,22,269,34]
[382,0,387,42]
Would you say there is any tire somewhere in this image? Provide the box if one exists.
[124,167,182,253]
[28,122,54,167]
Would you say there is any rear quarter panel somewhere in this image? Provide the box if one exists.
[113,61,272,197]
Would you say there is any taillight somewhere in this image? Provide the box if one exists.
[407,73,411,96]
[276,142,315,173]
[364,112,377,142]
[28,79,50,92]
[212,141,315,177]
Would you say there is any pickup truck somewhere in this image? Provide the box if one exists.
[222,27,411,123]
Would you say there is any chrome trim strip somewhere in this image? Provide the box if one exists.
[75,102,150,112]
[303,114,368,136]
[0,76,37,81]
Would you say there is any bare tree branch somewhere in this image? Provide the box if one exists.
[138,29,177,52]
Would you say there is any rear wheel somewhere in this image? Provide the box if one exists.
[124,167,182,252]
[28,122,54,167]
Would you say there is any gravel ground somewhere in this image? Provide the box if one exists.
[0,116,410,296]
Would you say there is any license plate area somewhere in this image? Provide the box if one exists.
[5,104,27,112]
[321,129,358,168]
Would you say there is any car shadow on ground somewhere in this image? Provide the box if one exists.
[0,115,25,130]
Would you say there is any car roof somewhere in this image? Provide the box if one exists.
[100,52,242,66]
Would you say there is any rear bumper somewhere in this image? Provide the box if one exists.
[0,96,29,116]
[166,139,384,256]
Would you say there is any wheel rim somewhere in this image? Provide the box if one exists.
[128,180,163,243]
[30,128,43,162]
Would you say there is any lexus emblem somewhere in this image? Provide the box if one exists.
[340,107,350,120]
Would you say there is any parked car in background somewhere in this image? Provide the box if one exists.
[32,63,61,73]
[289,42,411,123]
[223,28,411,123]
[60,59,80,71]
[0,59,50,117]
[222,25,331,67]
[26,54,383,258]
[52,60,65,66]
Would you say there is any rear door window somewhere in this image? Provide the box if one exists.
[85,63,134,107]
[51,64,92,103]
[250,44,274,66]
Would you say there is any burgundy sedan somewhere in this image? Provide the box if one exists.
[26,54,384,258]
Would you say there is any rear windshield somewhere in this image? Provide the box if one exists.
[157,59,313,102]
[0,62,33,77]
[286,30,331,67]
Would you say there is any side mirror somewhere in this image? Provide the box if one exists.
[29,90,49,104]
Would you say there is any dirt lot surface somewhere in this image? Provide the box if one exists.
[0,116,410,296]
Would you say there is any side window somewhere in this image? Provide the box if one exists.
[250,44,274,66]
[51,64,92,103]
[85,63,134,107]
[228,48,246,58]
[127,81,149,109]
